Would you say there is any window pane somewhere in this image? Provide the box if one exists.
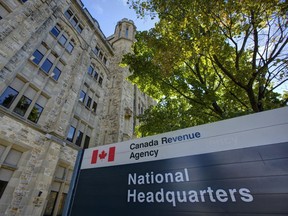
[76,25,83,33]
[79,91,86,103]
[93,47,99,55]
[86,96,92,108]
[0,180,8,199]
[126,27,129,38]
[13,96,32,116]
[75,131,83,146]
[52,67,61,81]
[99,52,103,59]
[103,57,107,65]
[64,9,73,19]
[59,35,67,46]
[88,66,93,75]
[0,87,19,108]
[92,101,97,113]
[66,126,76,142]
[41,59,53,73]
[71,16,78,26]
[66,42,74,53]
[94,71,98,80]
[98,77,103,85]
[44,191,58,216]
[83,135,90,149]
[28,103,43,123]
[32,50,44,65]
[51,26,60,37]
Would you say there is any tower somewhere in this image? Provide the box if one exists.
[100,18,155,144]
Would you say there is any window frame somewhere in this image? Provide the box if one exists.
[27,103,44,123]
[50,25,60,38]
[0,86,19,109]
[40,58,53,74]
[31,43,65,81]
[52,66,62,81]
[0,144,24,199]
[66,126,76,143]
[13,95,32,117]
[64,8,83,33]
[79,91,86,103]
[32,49,44,65]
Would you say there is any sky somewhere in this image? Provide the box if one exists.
[81,0,157,37]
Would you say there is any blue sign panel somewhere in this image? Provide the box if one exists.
[68,107,288,215]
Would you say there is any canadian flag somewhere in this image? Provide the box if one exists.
[91,146,116,164]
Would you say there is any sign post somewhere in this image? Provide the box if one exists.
[68,107,288,215]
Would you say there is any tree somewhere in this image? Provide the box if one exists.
[124,0,288,136]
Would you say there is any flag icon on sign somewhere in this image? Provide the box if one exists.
[91,146,116,164]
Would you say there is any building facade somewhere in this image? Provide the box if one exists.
[0,0,155,215]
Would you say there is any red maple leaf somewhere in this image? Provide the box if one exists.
[99,150,107,160]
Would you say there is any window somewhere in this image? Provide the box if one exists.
[66,118,93,148]
[64,8,83,33]
[103,57,107,65]
[50,25,60,37]
[76,25,83,33]
[94,46,100,55]
[27,103,43,123]
[92,102,97,113]
[126,27,129,38]
[64,9,73,19]
[1,80,47,123]
[88,66,93,76]
[98,77,103,86]
[83,135,90,149]
[75,131,83,146]
[31,50,44,65]
[99,52,103,60]
[41,59,53,73]
[0,181,8,199]
[0,144,23,199]
[50,25,75,53]
[66,126,76,142]
[66,42,74,53]
[13,96,32,116]
[79,91,86,103]
[52,67,61,81]
[71,16,78,27]
[86,96,92,108]
[0,87,19,108]
[21,0,28,2]
[59,35,67,46]
[44,165,72,216]
[94,71,98,80]
[28,95,47,123]
[31,43,64,80]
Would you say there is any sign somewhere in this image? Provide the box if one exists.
[69,107,288,215]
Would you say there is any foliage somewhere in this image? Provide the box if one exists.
[125,0,288,135]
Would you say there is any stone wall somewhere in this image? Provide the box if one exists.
[0,0,155,215]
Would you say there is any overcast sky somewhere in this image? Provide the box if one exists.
[81,0,156,37]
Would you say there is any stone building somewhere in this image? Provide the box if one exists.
[0,0,155,215]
